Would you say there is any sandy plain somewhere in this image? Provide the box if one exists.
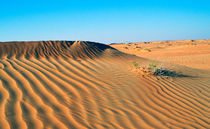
[0,40,209,129]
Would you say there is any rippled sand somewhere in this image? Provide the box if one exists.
[0,41,209,129]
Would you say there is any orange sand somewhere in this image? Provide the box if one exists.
[0,41,209,129]
[110,39,210,70]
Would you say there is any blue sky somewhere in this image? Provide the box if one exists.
[0,0,210,43]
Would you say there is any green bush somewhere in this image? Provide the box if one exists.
[132,61,181,77]
[142,49,151,52]
[148,63,157,71]
[132,61,139,67]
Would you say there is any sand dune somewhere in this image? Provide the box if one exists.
[0,41,209,129]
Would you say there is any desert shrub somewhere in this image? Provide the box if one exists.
[132,61,139,68]
[133,46,141,49]
[135,48,141,51]
[124,47,128,49]
[148,63,157,71]
[141,49,151,52]
[132,62,182,78]
[155,46,163,49]
[153,68,177,77]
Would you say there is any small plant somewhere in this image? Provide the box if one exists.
[153,67,177,77]
[132,61,139,68]
[148,63,157,71]
[132,61,184,78]
[133,46,141,51]
[155,46,163,49]
[141,49,151,52]
[124,47,128,49]
[133,46,140,48]
[135,48,141,51]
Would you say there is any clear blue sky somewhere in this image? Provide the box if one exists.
[0,0,210,43]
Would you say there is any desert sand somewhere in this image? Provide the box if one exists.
[0,40,209,129]
[110,39,210,70]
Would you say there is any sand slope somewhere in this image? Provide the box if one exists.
[0,41,209,129]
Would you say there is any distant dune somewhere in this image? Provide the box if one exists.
[0,40,209,129]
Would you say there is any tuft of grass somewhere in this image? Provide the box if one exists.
[141,49,151,52]
[132,62,184,78]
[123,46,128,49]
[132,61,139,68]
[133,46,141,51]
[133,46,141,48]
[148,63,157,71]
[155,46,163,49]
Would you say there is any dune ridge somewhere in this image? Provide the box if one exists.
[0,41,119,59]
[0,41,209,129]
